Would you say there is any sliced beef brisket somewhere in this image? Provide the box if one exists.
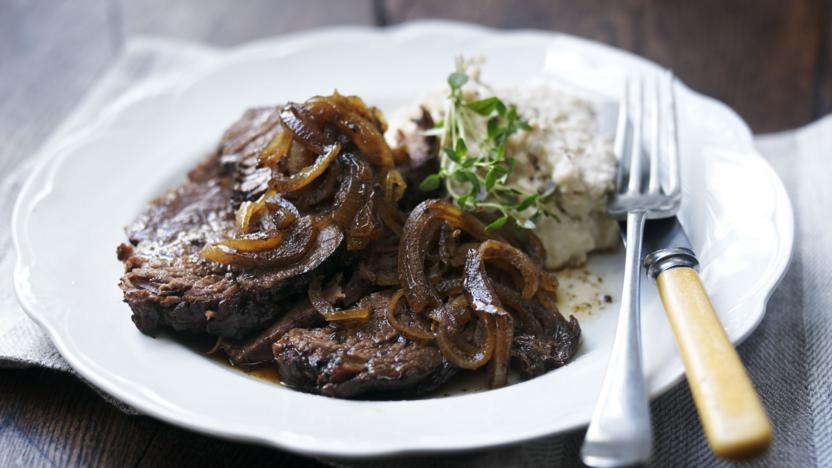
[118,107,344,339]
[272,292,456,398]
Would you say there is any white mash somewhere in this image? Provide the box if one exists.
[387,79,618,269]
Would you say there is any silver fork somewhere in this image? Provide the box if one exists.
[581,72,681,467]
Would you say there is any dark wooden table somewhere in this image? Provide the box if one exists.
[1,1,829,466]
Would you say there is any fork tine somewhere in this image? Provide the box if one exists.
[614,76,630,193]
[647,76,661,194]
[666,72,681,197]
[627,77,644,193]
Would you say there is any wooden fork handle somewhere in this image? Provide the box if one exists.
[656,266,773,459]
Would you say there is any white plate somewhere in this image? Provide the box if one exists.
[12,21,793,457]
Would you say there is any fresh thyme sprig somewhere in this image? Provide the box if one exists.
[419,61,558,230]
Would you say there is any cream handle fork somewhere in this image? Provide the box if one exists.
[656,266,773,459]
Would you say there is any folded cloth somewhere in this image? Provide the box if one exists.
[1,37,829,467]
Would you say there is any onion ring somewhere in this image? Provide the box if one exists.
[385,289,434,341]
[478,240,540,299]
[463,247,514,388]
[330,152,373,230]
[258,124,293,167]
[201,216,317,268]
[399,200,497,313]
[435,310,495,370]
[268,143,341,193]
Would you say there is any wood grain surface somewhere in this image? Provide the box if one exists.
[1,0,829,466]
[384,0,830,132]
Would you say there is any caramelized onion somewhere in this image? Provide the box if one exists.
[488,314,514,388]
[496,222,547,268]
[215,232,286,252]
[447,294,472,322]
[206,94,403,274]
[374,195,405,236]
[398,206,440,312]
[386,289,434,341]
[463,248,505,316]
[330,152,373,229]
[235,201,259,233]
[322,308,370,322]
[346,198,379,251]
[436,310,495,370]
[201,216,318,268]
[251,220,343,284]
[304,94,393,168]
[427,201,495,242]
[295,164,339,209]
[269,143,340,193]
[493,283,545,337]
[258,124,293,167]
[235,189,277,233]
[478,240,540,299]
[463,247,514,388]
[384,169,407,202]
[201,232,287,264]
[399,200,496,313]
[279,104,326,154]
[437,223,459,265]
[493,281,559,337]
[264,192,299,229]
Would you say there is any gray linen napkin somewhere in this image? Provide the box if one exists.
[2,38,829,467]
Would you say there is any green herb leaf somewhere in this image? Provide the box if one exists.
[516,194,539,211]
[486,215,509,231]
[494,144,506,161]
[419,174,442,191]
[487,118,499,139]
[495,101,507,116]
[448,72,469,90]
[491,165,508,176]
[458,194,472,209]
[443,147,462,164]
[466,97,500,116]
[485,167,499,191]
[455,138,468,158]
[506,106,518,122]
[462,171,480,194]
